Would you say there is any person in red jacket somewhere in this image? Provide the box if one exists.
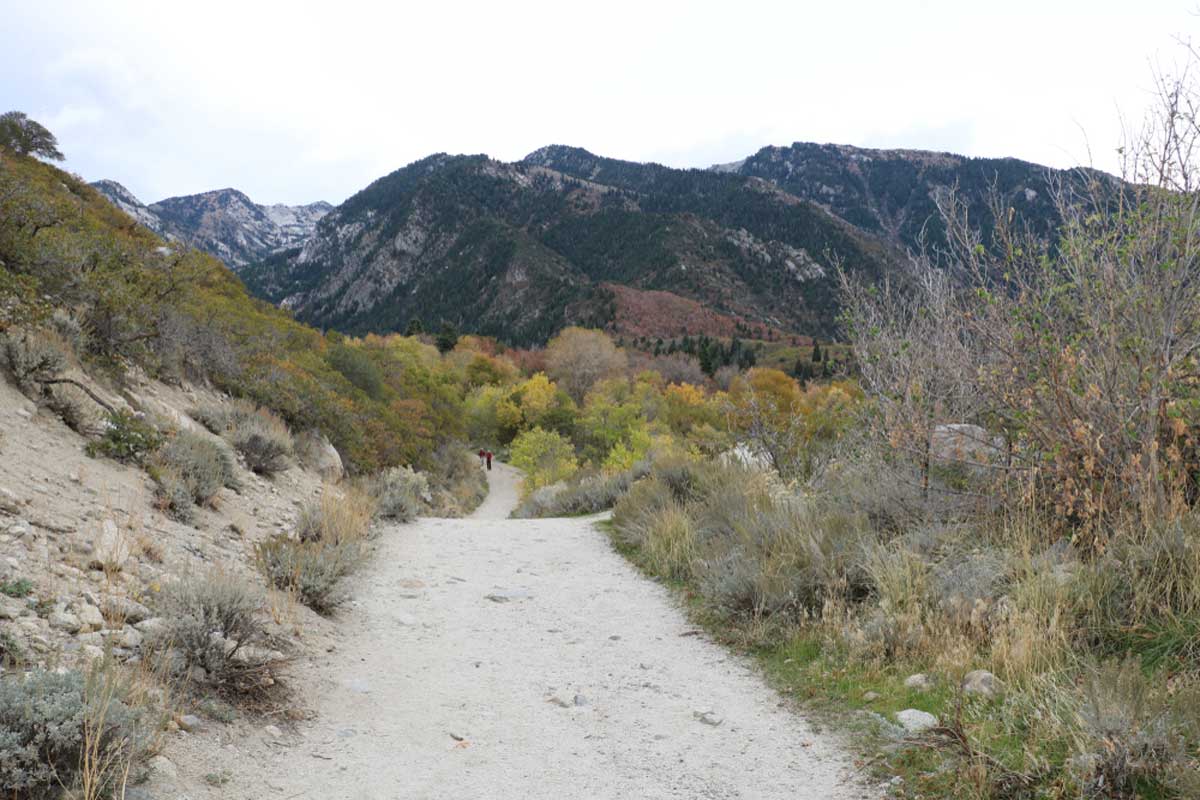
[477,448,486,468]
[485,451,493,471]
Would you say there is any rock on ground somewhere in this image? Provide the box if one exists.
[895,709,938,733]
[962,669,999,698]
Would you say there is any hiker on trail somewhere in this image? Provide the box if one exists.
[485,451,493,471]
[478,448,486,467]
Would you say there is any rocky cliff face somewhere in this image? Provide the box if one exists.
[90,181,331,269]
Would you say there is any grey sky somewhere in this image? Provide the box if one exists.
[3,0,1195,205]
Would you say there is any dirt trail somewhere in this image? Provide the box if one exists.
[250,463,872,799]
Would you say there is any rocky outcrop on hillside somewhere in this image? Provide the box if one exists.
[89,181,331,269]
[0,373,331,675]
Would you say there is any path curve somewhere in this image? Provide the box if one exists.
[253,462,871,799]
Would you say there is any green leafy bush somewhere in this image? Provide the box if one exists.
[510,427,578,494]
[0,577,32,598]
[85,409,164,465]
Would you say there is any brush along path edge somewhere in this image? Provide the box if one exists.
[252,462,870,799]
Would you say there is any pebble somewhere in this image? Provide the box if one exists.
[177,714,203,732]
[862,691,880,702]
[693,709,723,727]
[485,589,532,603]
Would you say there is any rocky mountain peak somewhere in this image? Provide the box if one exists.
[90,181,330,270]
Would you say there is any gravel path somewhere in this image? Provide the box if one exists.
[253,463,873,799]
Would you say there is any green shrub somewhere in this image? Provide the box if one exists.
[327,343,385,400]
[150,432,238,520]
[372,466,430,522]
[0,577,32,598]
[85,409,164,465]
[0,667,158,800]
[154,571,282,697]
[510,427,578,494]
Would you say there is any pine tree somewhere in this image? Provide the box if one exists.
[435,321,459,353]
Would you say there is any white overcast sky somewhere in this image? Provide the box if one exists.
[2,1,1196,205]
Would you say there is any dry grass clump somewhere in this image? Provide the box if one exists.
[513,460,651,518]
[192,398,293,476]
[149,431,238,522]
[614,459,869,616]
[257,487,374,614]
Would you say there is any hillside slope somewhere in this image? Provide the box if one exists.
[242,149,902,345]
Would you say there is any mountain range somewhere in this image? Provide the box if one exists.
[89,180,331,267]
[94,143,1079,345]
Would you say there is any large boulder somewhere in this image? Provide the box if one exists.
[931,424,1002,466]
[296,431,344,482]
[89,519,131,572]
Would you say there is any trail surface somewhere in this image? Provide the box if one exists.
[254,463,871,799]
